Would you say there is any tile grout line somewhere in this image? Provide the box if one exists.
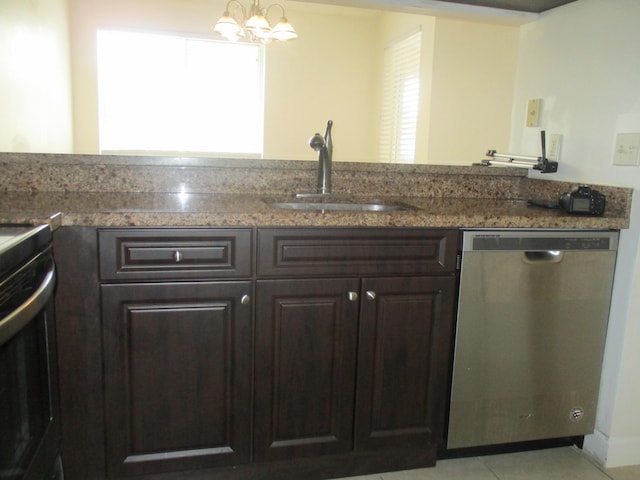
[476,456,503,480]
[476,446,620,480]
[570,446,618,480]
[582,456,618,480]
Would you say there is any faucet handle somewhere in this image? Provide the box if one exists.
[309,132,325,151]
[324,120,333,155]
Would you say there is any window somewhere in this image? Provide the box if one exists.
[97,29,264,157]
[378,29,422,163]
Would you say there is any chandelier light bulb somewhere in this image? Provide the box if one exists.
[270,17,297,41]
[213,0,297,43]
[213,13,242,39]
[245,14,271,38]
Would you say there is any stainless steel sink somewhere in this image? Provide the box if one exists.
[270,201,411,212]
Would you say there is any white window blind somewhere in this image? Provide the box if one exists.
[97,29,264,157]
[379,30,422,163]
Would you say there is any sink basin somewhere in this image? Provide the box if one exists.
[270,201,411,212]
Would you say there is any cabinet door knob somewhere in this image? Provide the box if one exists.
[366,291,376,301]
[241,294,251,305]
[347,291,359,302]
[172,250,183,263]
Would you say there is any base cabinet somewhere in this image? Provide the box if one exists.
[56,226,458,480]
[354,276,456,451]
[101,281,253,477]
[98,228,254,478]
[254,276,456,461]
[254,278,361,461]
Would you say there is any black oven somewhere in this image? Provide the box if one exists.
[0,225,62,480]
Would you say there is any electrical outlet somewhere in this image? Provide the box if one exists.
[547,134,562,162]
[526,99,541,127]
[613,133,640,166]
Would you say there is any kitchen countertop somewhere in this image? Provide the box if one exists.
[0,153,632,230]
[0,191,630,230]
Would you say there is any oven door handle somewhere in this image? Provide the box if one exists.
[0,258,56,346]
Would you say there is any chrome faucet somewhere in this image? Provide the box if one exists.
[309,120,333,195]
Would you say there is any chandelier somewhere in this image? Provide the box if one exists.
[213,0,298,43]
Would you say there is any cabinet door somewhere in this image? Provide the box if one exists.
[254,278,360,461]
[101,281,252,477]
[354,276,456,451]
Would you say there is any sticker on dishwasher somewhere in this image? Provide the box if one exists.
[570,407,585,422]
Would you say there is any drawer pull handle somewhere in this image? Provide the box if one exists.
[241,294,251,305]
[173,251,183,263]
[347,291,358,302]
[366,291,376,301]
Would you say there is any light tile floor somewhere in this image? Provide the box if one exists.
[332,447,640,480]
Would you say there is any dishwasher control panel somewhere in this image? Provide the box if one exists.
[462,230,619,252]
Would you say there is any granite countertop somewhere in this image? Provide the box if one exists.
[0,191,630,230]
[0,153,632,230]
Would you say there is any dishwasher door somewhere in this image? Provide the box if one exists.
[447,230,618,450]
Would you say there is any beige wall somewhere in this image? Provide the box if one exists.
[67,0,517,164]
[376,12,436,164]
[69,0,238,155]
[428,18,518,165]
[0,0,73,153]
[373,14,517,165]
[68,0,379,161]
[0,0,518,163]
[263,4,379,161]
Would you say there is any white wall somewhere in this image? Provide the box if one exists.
[509,0,640,467]
[0,0,73,153]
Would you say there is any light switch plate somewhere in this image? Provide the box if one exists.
[526,98,541,127]
[613,133,640,166]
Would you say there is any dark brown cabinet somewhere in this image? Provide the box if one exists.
[98,228,254,477]
[254,276,455,462]
[101,281,253,477]
[254,228,458,466]
[254,278,361,461]
[354,276,456,451]
[56,226,458,480]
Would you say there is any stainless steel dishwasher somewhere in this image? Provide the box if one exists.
[447,229,618,450]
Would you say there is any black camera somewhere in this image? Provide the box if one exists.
[559,186,606,215]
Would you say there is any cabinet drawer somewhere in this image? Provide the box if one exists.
[99,228,252,281]
[257,228,458,277]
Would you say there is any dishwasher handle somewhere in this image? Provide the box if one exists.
[522,250,564,264]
